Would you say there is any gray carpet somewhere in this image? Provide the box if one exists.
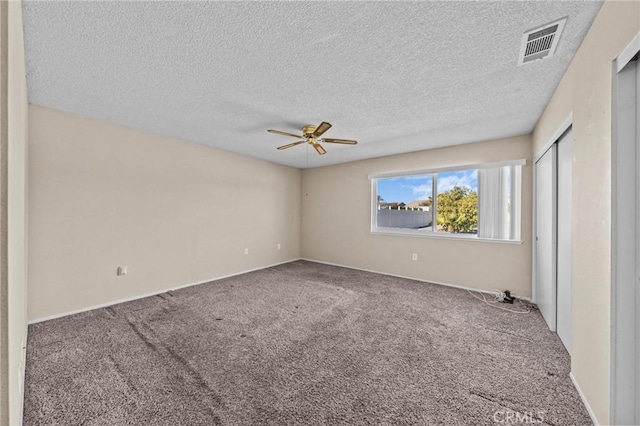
[24,260,591,425]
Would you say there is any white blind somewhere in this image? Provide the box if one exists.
[478,165,521,240]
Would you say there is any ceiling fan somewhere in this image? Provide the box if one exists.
[267,122,357,155]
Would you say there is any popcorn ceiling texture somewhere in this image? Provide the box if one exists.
[24,261,592,425]
[22,1,601,168]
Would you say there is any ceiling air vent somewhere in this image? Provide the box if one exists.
[518,18,567,65]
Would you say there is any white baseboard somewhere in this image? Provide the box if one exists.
[300,258,531,301]
[30,257,532,324]
[570,372,599,425]
[28,258,301,324]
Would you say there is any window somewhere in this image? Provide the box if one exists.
[370,160,524,242]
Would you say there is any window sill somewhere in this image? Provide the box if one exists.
[370,228,523,244]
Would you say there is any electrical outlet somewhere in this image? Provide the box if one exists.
[412,253,418,261]
[116,266,127,276]
[244,248,249,255]
[277,243,281,250]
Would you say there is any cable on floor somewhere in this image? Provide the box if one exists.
[467,289,531,314]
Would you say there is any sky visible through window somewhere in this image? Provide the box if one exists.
[378,170,478,204]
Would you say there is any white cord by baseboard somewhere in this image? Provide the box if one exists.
[467,289,531,314]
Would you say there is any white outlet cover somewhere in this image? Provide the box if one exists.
[244,248,249,255]
[412,253,418,261]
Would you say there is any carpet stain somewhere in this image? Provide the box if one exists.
[126,319,158,352]
[157,292,175,301]
[167,350,224,404]
[129,316,226,417]
[469,388,555,426]
[106,354,138,394]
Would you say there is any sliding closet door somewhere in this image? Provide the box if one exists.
[535,145,557,331]
[612,56,639,426]
[636,54,640,426]
[636,55,640,426]
[556,129,572,353]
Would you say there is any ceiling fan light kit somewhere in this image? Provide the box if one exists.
[267,122,358,155]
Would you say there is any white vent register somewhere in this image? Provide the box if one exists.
[518,18,567,65]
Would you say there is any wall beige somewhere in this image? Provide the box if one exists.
[28,105,301,321]
[532,1,640,423]
[301,135,532,297]
[0,3,8,421]
[1,0,29,424]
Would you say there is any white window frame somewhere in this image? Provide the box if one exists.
[369,159,525,243]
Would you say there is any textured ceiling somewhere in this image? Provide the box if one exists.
[22,1,602,169]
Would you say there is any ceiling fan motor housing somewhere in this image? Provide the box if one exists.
[302,125,318,140]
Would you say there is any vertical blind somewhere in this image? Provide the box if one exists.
[477,165,521,240]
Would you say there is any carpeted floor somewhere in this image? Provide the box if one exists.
[24,260,591,425]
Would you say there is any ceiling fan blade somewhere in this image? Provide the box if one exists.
[313,122,332,137]
[313,143,327,155]
[323,138,358,145]
[268,129,303,139]
[277,141,305,150]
